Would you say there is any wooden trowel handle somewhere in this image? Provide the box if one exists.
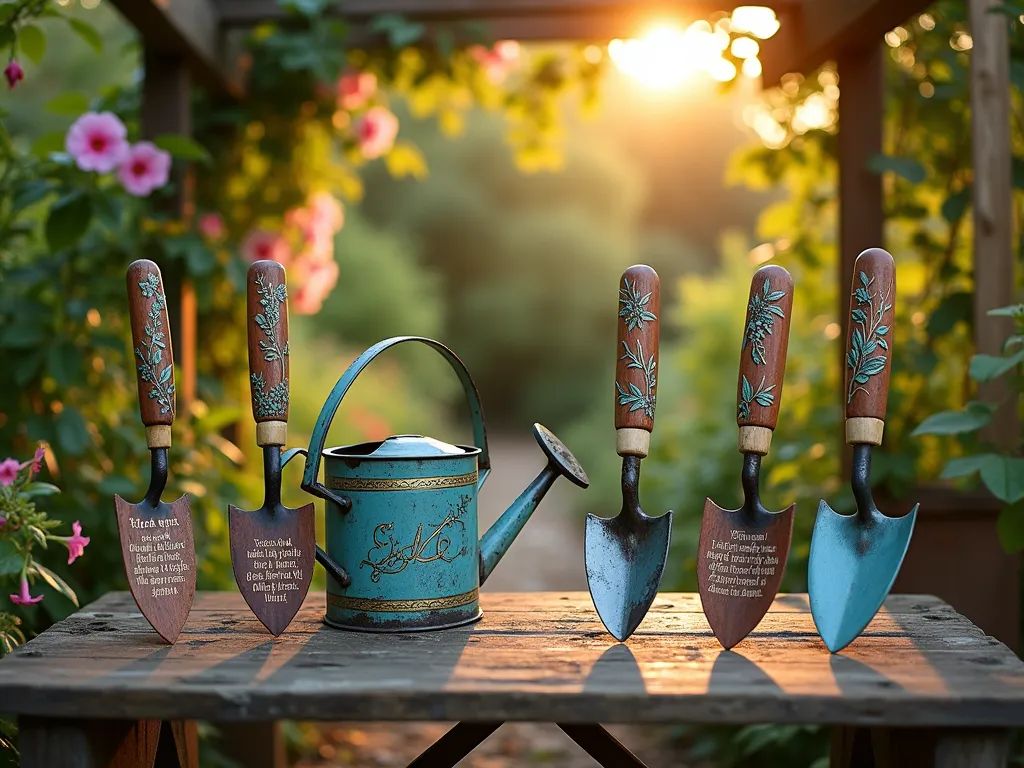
[736,264,793,456]
[614,265,659,458]
[126,260,175,450]
[844,248,896,446]
[247,260,291,447]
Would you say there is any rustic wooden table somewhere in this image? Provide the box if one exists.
[1,591,1022,768]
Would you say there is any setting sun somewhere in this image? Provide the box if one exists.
[609,7,779,89]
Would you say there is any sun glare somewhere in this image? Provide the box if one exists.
[609,7,779,89]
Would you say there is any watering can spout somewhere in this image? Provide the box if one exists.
[478,424,590,584]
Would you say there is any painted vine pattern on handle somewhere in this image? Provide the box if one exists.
[360,495,470,582]
[615,276,658,419]
[618,277,657,331]
[847,271,892,403]
[135,273,174,416]
[737,277,786,421]
[251,273,290,419]
[743,277,787,366]
[616,339,657,419]
[738,375,776,421]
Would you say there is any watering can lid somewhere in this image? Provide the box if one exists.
[366,434,468,459]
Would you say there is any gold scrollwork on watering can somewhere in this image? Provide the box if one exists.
[327,588,479,613]
[360,495,471,582]
[327,471,478,492]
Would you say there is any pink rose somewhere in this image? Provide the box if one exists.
[241,228,292,265]
[292,258,339,315]
[118,141,172,197]
[471,41,520,84]
[0,458,19,487]
[354,107,399,160]
[337,71,377,111]
[65,112,130,173]
[4,59,24,89]
[198,213,225,241]
[65,521,90,565]
[309,192,344,234]
[10,575,43,606]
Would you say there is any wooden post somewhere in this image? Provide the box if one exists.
[142,49,197,429]
[969,0,1017,449]
[837,43,885,468]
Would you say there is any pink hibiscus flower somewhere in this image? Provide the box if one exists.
[65,112,130,173]
[354,107,399,160]
[118,142,172,197]
[337,71,377,111]
[0,458,20,487]
[10,575,43,606]
[241,228,292,265]
[198,213,225,241]
[4,59,24,89]
[64,521,90,565]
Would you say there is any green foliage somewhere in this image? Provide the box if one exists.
[914,304,1024,542]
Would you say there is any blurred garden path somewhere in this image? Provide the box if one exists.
[295,435,682,767]
[477,433,588,592]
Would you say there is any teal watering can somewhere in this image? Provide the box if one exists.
[298,337,590,631]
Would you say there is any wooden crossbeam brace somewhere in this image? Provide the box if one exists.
[108,0,241,97]
[216,0,799,40]
[760,0,931,85]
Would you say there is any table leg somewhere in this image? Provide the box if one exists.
[831,726,875,768]
[557,724,648,768]
[406,721,503,768]
[19,717,197,768]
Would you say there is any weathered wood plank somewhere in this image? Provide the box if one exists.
[2,593,1023,727]
[761,0,931,85]
[969,0,1018,450]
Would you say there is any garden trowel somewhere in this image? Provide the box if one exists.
[229,260,315,636]
[698,264,795,649]
[809,247,919,653]
[114,259,196,644]
[585,265,672,642]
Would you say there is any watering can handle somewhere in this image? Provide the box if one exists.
[301,336,491,502]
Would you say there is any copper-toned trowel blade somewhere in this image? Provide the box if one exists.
[114,494,196,644]
[229,502,315,636]
[697,498,795,649]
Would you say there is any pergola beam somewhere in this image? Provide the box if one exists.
[108,0,241,97]
[216,0,799,39]
[760,0,931,85]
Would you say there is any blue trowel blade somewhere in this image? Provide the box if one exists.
[808,499,919,653]
[585,510,672,642]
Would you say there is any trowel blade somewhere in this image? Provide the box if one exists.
[229,501,316,636]
[697,498,795,649]
[585,509,672,642]
[808,499,919,653]
[114,493,196,644]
